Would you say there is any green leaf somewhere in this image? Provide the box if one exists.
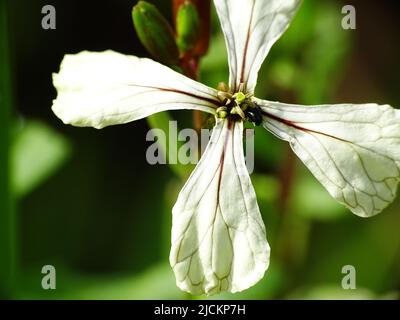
[10,120,72,198]
[19,262,182,300]
[290,165,347,221]
[295,1,352,104]
[287,284,376,300]
[146,112,192,179]
[200,33,228,87]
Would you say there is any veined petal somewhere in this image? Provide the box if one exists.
[214,0,301,93]
[170,119,270,295]
[257,98,400,217]
[52,50,219,129]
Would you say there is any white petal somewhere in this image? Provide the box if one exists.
[257,98,400,217]
[214,0,301,93]
[170,119,270,295]
[52,50,219,129]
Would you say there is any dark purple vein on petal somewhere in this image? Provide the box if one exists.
[230,121,261,260]
[262,109,400,164]
[263,110,397,215]
[245,11,277,87]
[173,122,226,263]
[210,120,232,280]
[240,0,256,88]
[127,84,220,106]
[217,120,233,206]
[221,0,238,91]
[175,120,232,265]
[262,109,351,143]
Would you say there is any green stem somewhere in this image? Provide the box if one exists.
[0,0,16,299]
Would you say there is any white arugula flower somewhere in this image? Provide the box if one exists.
[52,0,400,295]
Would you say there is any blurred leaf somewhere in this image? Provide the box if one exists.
[200,33,228,88]
[19,262,183,300]
[251,173,280,204]
[290,164,347,221]
[276,0,316,55]
[304,205,400,292]
[256,0,352,103]
[146,112,192,179]
[66,263,182,300]
[253,125,285,169]
[10,120,71,198]
[268,59,297,90]
[295,1,352,103]
[287,284,376,300]
[289,285,398,300]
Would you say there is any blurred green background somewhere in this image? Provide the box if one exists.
[1,0,400,299]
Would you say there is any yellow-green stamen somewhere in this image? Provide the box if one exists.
[235,92,246,104]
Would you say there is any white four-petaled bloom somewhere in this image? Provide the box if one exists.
[52,0,400,295]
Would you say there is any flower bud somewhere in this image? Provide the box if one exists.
[216,106,228,119]
[175,1,200,52]
[132,1,180,65]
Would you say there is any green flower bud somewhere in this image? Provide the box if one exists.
[132,1,180,65]
[176,1,200,53]
[216,106,228,119]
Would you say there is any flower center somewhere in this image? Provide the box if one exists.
[216,83,263,126]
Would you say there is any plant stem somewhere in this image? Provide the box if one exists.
[0,0,16,298]
[277,148,296,214]
[180,55,203,132]
[172,0,211,132]
[274,147,297,266]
